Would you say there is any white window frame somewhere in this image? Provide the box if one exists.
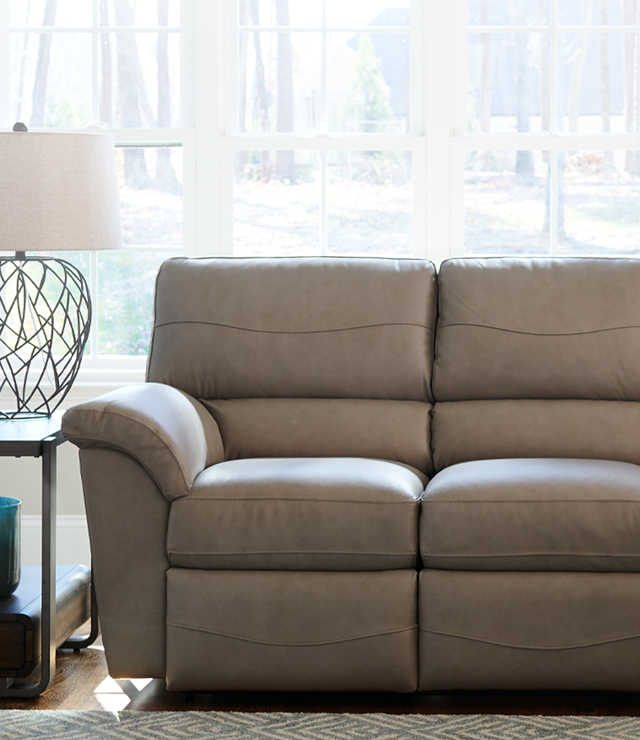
[2,0,638,391]
[194,0,428,261]
[1,1,194,386]
[450,0,640,258]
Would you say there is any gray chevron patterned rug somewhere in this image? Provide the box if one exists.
[2,711,640,739]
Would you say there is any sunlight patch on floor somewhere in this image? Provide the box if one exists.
[93,675,152,711]
[94,676,130,711]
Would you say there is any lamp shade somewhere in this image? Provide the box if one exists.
[0,130,121,252]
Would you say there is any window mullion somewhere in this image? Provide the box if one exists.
[320,150,327,255]
[91,0,99,126]
[111,129,187,146]
[89,251,99,359]
[0,1,9,127]
[409,0,424,135]
[192,0,233,256]
[425,0,462,263]
[550,0,559,132]
[223,134,423,151]
[549,151,558,256]
[320,0,328,133]
[319,0,328,256]
[549,0,558,255]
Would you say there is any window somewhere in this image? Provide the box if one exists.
[461,0,640,257]
[2,0,185,375]
[1,1,638,376]
[229,0,421,258]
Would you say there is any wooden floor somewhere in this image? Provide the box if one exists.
[1,637,640,714]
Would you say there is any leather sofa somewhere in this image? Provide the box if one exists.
[62,256,640,692]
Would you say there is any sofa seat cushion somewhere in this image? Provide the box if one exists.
[421,458,640,571]
[168,457,424,570]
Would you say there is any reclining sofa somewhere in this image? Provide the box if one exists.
[63,256,640,692]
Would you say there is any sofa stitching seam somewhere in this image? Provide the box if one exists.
[153,320,428,334]
[420,628,640,651]
[439,322,640,337]
[166,623,417,646]
[168,550,416,556]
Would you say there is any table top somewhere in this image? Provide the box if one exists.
[0,414,64,455]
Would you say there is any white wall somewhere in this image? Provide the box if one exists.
[1,385,123,564]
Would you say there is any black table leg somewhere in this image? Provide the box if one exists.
[61,572,99,651]
[0,437,57,697]
[39,436,57,693]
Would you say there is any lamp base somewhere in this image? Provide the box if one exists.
[0,255,91,420]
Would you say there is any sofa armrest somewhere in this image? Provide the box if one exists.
[62,383,224,501]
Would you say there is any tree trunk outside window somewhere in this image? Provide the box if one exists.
[275,0,295,182]
[30,0,57,127]
[113,0,151,188]
[155,0,180,193]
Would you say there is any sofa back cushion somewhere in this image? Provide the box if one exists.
[434,257,640,401]
[148,257,436,401]
[205,398,432,474]
[432,258,640,471]
[432,399,640,471]
[147,257,437,473]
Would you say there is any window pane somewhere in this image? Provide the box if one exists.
[558,31,635,133]
[236,31,321,133]
[238,0,322,27]
[327,151,413,256]
[326,0,409,28]
[10,1,181,28]
[468,0,549,25]
[10,1,92,27]
[468,32,547,133]
[37,252,92,353]
[558,151,640,256]
[40,252,91,282]
[465,150,550,255]
[234,151,320,255]
[328,32,408,132]
[559,0,624,25]
[102,0,181,27]
[9,32,92,127]
[100,31,181,127]
[116,147,183,247]
[97,250,169,355]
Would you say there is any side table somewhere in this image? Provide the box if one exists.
[0,414,99,697]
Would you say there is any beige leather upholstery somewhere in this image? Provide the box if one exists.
[205,398,433,474]
[63,383,223,501]
[168,458,424,570]
[421,458,640,570]
[434,257,640,400]
[68,255,640,694]
[148,257,436,400]
[167,569,418,691]
[79,449,168,678]
[420,570,640,690]
[433,399,640,471]
[420,459,640,571]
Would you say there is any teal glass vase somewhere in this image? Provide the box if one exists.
[0,497,21,598]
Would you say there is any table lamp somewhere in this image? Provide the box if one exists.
[0,124,121,419]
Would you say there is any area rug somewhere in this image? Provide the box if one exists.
[3,711,640,739]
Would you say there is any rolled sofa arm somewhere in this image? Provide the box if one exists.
[62,382,224,501]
